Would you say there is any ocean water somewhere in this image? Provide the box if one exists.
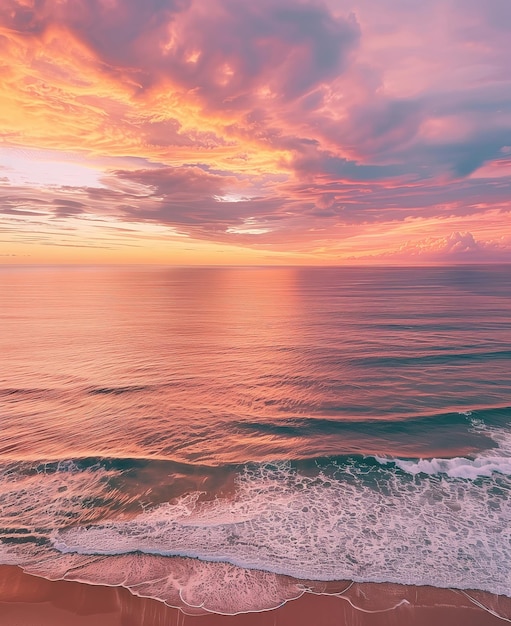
[0,265,510,614]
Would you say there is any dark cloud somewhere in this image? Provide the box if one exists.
[109,165,287,236]
[51,198,86,217]
[341,99,423,158]
[284,174,511,224]
[165,0,359,106]
[448,131,511,178]
[453,0,511,38]
[0,207,43,216]
[0,0,189,52]
[292,147,408,181]
[138,119,229,149]
[0,0,47,34]
[115,166,229,199]
[0,194,50,216]
[87,161,511,241]
[388,127,511,179]
[1,0,359,103]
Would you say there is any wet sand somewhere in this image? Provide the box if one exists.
[0,566,509,625]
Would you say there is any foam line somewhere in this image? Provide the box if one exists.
[51,448,511,595]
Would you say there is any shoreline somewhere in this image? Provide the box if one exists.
[0,566,509,625]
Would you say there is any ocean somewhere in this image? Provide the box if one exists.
[0,265,510,615]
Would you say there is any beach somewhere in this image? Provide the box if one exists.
[1,566,510,625]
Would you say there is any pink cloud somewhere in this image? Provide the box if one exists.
[1,0,511,261]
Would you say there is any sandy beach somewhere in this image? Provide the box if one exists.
[0,566,509,626]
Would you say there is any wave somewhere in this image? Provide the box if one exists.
[86,384,151,396]
[372,417,511,480]
[235,406,511,438]
[0,422,510,604]
[0,387,55,398]
[377,454,511,479]
[51,426,510,596]
[353,349,511,367]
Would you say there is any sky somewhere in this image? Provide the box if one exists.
[0,0,510,265]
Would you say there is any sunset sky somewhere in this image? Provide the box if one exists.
[1,0,510,264]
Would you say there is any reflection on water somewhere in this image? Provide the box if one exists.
[0,265,510,612]
[1,265,510,462]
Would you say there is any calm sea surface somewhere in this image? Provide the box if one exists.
[0,265,510,612]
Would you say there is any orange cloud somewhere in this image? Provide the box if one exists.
[0,0,511,263]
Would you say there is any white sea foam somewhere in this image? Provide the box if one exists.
[51,432,511,597]
[376,426,511,479]
[0,460,120,530]
[1,546,308,615]
[381,455,511,478]
[1,425,510,605]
